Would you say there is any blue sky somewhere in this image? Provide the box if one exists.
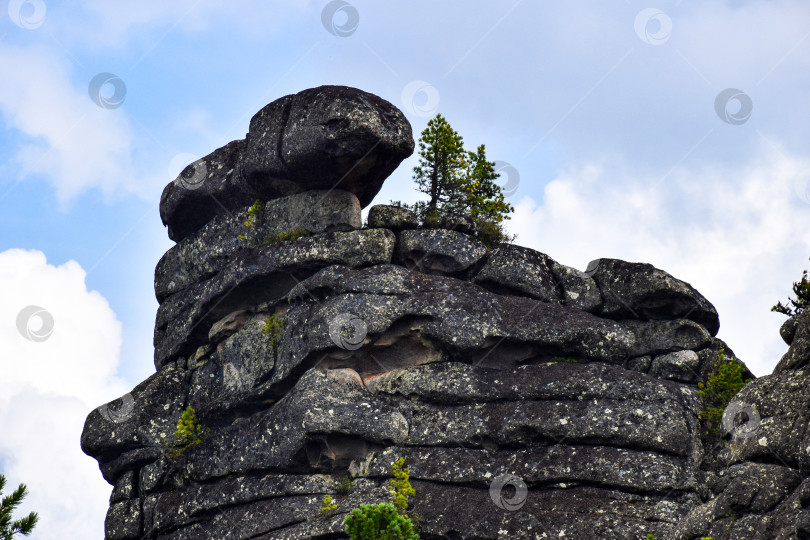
[0,1,808,537]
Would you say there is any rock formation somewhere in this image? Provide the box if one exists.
[82,85,809,539]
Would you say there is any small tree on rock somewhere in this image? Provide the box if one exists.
[772,258,810,317]
[395,114,515,248]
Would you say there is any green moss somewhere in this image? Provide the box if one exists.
[551,356,578,363]
[262,314,283,349]
[336,477,354,496]
[259,227,312,245]
[698,350,752,436]
[237,200,263,242]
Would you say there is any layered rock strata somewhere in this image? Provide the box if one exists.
[83,86,808,540]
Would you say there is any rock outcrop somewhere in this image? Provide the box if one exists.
[82,86,806,539]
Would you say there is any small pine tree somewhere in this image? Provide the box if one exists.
[698,350,752,436]
[772,259,810,316]
[409,114,466,224]
[168,406,206,457]
[397,114,515,247]
[0,474,38,539]
[388,457,415,517]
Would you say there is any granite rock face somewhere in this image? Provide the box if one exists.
[82,87,807,540]
[160,85,414,242]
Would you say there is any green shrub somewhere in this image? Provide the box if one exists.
[388,457,416,517]
[698,350,751,436]
[772,258,810,316]
[262,314,283,349]
[336,476,354,496]
[237,200,263,242]
[320,494,337,516]
[344,503,418,540]
[261,227,312,245]
[166,406,207,458]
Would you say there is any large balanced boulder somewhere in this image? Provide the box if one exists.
[160,85,414,242]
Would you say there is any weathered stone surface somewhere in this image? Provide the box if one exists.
[586,257,720,336]
[241,85,414,207]
[155,189,362,302]
[153,228,396,368]
[366,204,418,231]
[649,349,701,383]
[81,364,187,484]
[472,244,562,303]
[159,140,256,242]
[105,499,142,540]
[159,86,413,243]
[781,314,800,345]
[775,309,810,372]
[394,228,487,275]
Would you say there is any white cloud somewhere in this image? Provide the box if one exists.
[507,144,810,377]
[0,249,128,539]
[0,44,141,204]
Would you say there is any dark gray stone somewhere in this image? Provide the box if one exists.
[155,189,362,302]
[159,140,257,242]
[585,258,720,336]
[781,314,800,345]
[153,228,396,369]
[241,85,414,207]
[366,204,418,231]
[394,228,487,275]
[775,309,810,372]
